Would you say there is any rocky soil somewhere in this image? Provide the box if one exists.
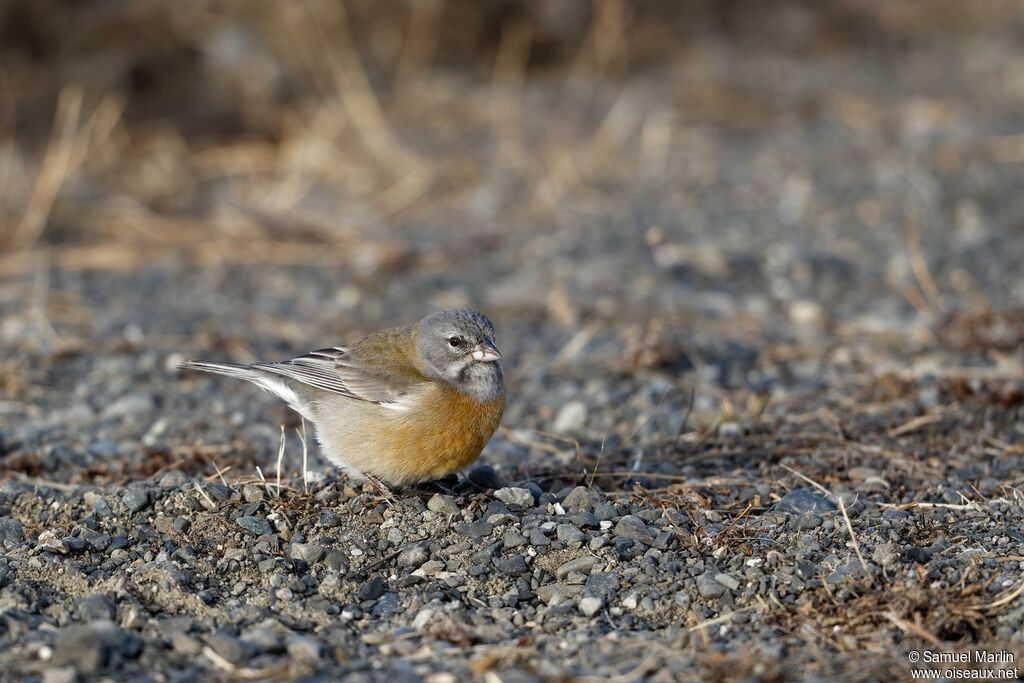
[2,2,1024,681]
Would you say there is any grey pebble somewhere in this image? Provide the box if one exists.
[556,523,588,545]
[236,516,273,536]
[583,572,620,598]
[493,487,535,507]
[503,529,529,548]
[289,543,324,564]
[52,620,143,674]
[556,556,601,580]
[578,596,603,617]
[773,488,836,514]
[359,576,386,601]
[122,487,151,514]
[495,554,529,575]
[205,632,253,665]
[467,464,503,489]
[528,528,551,546]
[696,571,727,598]
[0,518,24,546]
[396,542,431,569]
[454,521,493,540]
[427,494,459,516]
[613,515,655,546]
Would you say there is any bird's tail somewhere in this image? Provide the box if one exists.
[179,360,314,420]
[179,360,262,380]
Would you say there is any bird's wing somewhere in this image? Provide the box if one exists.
[252,346,422,406]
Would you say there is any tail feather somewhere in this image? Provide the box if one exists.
[179,360,314,420]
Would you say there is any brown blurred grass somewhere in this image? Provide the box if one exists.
[1,0,1023,274]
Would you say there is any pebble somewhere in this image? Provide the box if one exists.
[578,596,603,617]
[122,487,151,514]
[493,487,535,508]
[396,543,431,569]
[773,488,836,514]
[583,572,620,598]
[467,464,503,489]
[427,494,460,516]
[51,620,143,673]
[552,401,588,432]
[0,518,24,546]
[696,571,727,598]
[289,543,324,564]
[528,528,551,546]
[503,529,529,548]
[555,556,601,580]
[613,515,656,546]
[495,555,529,575]
[205,633,252,665]
[555,524,587,545]
[454,521,493,540]
[359,576,386,601]
[236,516,273,536]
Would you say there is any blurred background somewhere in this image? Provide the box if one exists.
[1,0,1023,481]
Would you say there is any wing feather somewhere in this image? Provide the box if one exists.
[253,346,421,405]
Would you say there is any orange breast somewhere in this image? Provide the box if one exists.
[380,384,505,483]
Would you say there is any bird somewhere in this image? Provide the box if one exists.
[180,309,505,491]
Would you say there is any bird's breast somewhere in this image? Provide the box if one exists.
[376,382,506,483]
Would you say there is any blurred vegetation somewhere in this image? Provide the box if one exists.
[0,0,1022,261]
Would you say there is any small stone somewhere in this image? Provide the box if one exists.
[122,487,151,514]
[697,571,727,598]
[773,488,835,514]
[527,528,551,546]
[714,573,739,591]
[396,543,430,569]
[63,536,87,552]
[536,583,581,605]
[562,486,602,511]
[236,516,274,536]
[467,464,503,489]
[51,620,143,673]
[903,546,932,564]
[82,530,111,551]
[0,518,24,546]
[171,632,202,655]
[583,572,620,598]
[556,524,587,545]
[205,633,252,666]
[43,667,77,683]
[578,596,603,617]
[552,401,587,432]
[613,515,655,546]
[454,521,493,540]
[493,487,535,508]
[503,529,528,548]
[556,556,601,580]
[286,636,322,661]
[495,555,529,575]
[427,494,459,516]
[242,484,264,503]
[78,593,116,621]
[289,543,324,564]
[359,576,386,601]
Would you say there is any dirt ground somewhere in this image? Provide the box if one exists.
[1,1,1024,681]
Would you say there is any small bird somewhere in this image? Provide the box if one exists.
[181,309,505,489]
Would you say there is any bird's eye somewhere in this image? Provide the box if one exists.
[448,336,463,348]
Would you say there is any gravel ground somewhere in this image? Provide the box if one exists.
[2,3,1024,682]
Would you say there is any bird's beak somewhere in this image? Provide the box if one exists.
[471,338,502,362]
